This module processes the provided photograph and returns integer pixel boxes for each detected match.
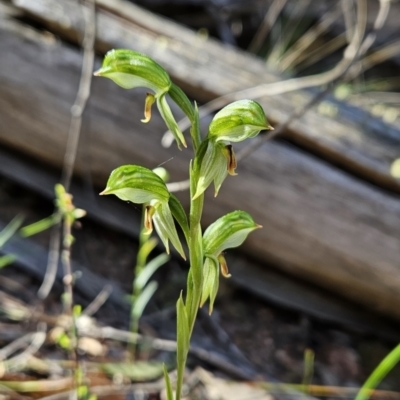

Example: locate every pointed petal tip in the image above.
[99,189,109,196]
[177,139,187,150]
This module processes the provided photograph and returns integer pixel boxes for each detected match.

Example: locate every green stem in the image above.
[175,105,204,400]
[129,205,147,360]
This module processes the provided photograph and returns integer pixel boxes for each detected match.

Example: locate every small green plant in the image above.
[355,343,400,400]
[95,49,272,400]
[21,184,89,399]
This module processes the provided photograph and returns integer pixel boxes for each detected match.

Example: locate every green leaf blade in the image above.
[134,253,169,291]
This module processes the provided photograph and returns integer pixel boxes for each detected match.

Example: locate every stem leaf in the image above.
[134,253,170,291]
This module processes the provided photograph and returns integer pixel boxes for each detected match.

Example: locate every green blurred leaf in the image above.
[73,304,82,317]
[163,364,174,400]
[176,293,189,400]
[101,361,164,381]
[135,253,169,291]
[20,215,58,238]
[137,237,158,267]
[58,332,71,350]
[0,215,24,248]
[355,344,400,400]
[132,281,158,320]
[0,254,15,269]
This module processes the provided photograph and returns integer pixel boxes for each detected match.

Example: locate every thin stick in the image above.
[38,0,96,300]
[61,0,96,192]
[0,322,46,372]
[82,284,113,317]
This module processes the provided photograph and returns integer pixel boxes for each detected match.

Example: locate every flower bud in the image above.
[209,100,273,143]
[94,49,171,93]
[100,165,170,204]
[200,210,261,313]
[203,210,261,257]
[192,100,273,199]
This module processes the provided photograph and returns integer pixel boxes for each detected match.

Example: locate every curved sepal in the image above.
[168,83,195,123]
[209,100,273,143]
[94,49,171,94]
[192,140,228,199]
[157,94,187,149]
[203,210,261,257]
[152,202,186,260]
[168,194,190,244]
[200,257,219,314]
[100,165,170,204]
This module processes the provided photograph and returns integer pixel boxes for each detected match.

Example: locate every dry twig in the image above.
[38,0,96,300]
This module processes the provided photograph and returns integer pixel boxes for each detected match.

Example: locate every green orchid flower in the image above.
[193,100,273,199]
[94,49,189,149]
[100,165,188,259]
[200,210,261,313]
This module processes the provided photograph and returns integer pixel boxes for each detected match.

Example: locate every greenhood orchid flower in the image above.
[94,49,191,149]
[100,165,188,259]
[200,210,261,313]
[193,100,273,199]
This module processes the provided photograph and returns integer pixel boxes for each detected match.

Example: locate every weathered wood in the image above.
[2,15,400,318]
[10,0,400,193]
[2,149,399,338]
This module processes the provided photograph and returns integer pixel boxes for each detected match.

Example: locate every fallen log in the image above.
[2,148,399,339]
[1,8,400,319]
[10,0,400,192]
